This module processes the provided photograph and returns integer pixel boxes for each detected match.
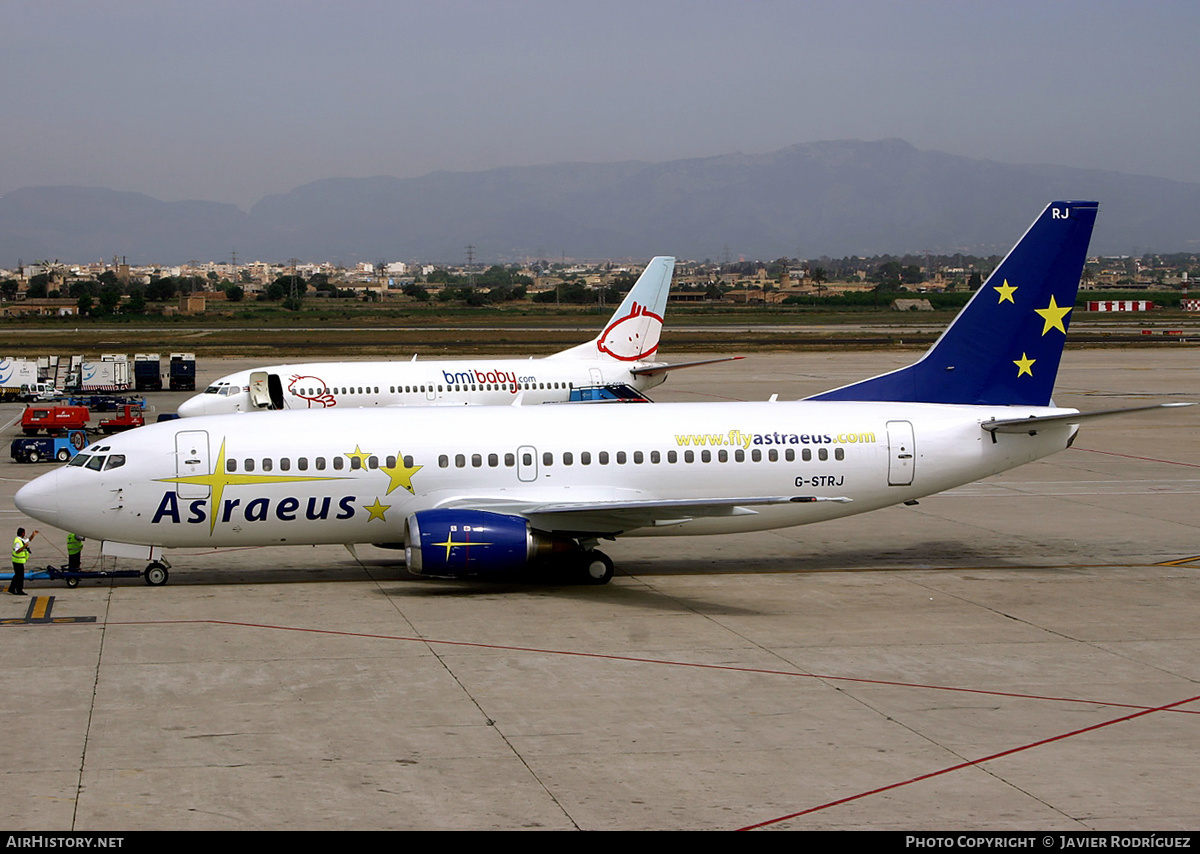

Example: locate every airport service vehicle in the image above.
[40,561,167,588]
[134,354,163,391]
[169,353,196,391]
[98,404,145,434]
[21,405,90,435]
[79,356,131,392]
[10,429,89,463]
[0,358,40,400]
[67,394,145,412]
[16,202,1189,586]
[18,382,64,402]
[177,258,736,416]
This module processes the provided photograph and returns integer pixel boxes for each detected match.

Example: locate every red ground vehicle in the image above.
[98,404,145,434]
[21,405,90,435]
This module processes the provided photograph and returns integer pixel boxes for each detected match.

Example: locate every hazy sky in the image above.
[4,0,1197,210]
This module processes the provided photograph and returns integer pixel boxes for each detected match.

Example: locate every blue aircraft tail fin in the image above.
[809,201,1099,406]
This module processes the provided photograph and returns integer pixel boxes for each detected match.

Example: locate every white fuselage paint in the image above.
[15,400,1077,551]
[177,357,667,416]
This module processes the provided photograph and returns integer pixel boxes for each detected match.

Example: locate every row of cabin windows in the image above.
[225,454,415,473]
[223,447,845,474]
[437,446,845,469]
[292,382,573,396]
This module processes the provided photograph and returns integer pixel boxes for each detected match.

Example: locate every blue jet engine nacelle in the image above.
[406,509,547,577]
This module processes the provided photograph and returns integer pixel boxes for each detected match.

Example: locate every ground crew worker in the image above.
[67,532,85,571]
[10,527,37,596]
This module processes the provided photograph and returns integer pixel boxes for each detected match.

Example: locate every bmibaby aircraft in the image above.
[177,256,733,416]
[15,201,1186,586]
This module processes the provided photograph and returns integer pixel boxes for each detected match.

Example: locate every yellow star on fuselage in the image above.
[345,445,371,469]
[994,279,1017,304]
[1014,353,1036,377]
[157,439,348,533]
[381,453,423,495]
[1035,295,1072,335]
[363,498,390,521]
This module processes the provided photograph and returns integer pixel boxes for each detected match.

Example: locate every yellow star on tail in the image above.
[1014,353,1036,377]
[1035,295,1072,335]
[993,279,1017,304]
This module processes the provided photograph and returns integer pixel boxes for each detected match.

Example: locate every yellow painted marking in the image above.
[1155,555,1200,567]
[1035,295,1072,335]
[1,596,96,626]
[381,452,423,495]
[363,498,391,521]
[157,438,348,533]
[344,444,371,469]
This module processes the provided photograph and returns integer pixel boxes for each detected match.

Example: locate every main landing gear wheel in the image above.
[579,550,614,585]
[144,562,169,586]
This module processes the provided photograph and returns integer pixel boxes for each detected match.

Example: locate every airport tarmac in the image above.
[0,349,1197,831]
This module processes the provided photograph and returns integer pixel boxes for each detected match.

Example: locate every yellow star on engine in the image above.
[1035,295,1072,335]
[363,498,390,521]
[1014,352,1036,377]
[345,445,371,469]
[993,279,1017,304]
[381,453,423,495]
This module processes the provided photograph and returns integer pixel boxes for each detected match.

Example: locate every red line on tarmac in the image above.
[103,618,1199,717]
[1072,446,1200,468]
[735,692,1200,831]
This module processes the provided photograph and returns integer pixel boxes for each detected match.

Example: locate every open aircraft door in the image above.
[249,371,285,409]
[249,371,272,409]
[174,430,210,499]
[886,420,915,486]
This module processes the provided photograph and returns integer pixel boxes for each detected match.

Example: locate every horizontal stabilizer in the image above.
[981,402,1195,436]
[629,356,744,377]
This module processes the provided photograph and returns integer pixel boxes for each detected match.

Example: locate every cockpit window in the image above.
[204,385,221,394]
[68,454,91,468]
[220,387,236,396]
[104,455,126,471]
[85,456,106,471]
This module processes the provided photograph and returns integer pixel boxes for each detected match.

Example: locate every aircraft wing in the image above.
[629,356,744,377]
[434,492,850,535]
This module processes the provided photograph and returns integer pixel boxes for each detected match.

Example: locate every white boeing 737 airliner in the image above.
[15,201,1188,586]
[177,256,736,416]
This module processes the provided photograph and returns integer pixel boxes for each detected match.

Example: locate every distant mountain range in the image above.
[2,139,1198,267]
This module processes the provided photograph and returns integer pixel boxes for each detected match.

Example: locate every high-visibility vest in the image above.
[12,536,29,565]
[67,534,83,556]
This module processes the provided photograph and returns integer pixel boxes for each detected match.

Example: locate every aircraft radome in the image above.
[14,201,1191,586]
[177,256,739,416]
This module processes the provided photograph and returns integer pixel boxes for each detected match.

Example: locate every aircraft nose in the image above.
[15,470,61,528]
[176,394,207,417]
